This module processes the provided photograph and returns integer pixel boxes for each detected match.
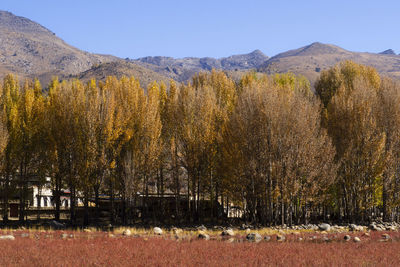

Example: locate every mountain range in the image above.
[259,42,400,84]
[1,10,400,88]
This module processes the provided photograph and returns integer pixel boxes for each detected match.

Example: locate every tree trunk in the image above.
[281,200,285,226]
[2,172,9,223]
[122,189,126,225]
[160,167,164,223]
[84,188,89,226]
[196,170,201,222]
[109,178,114,224]
[215,182,219,220]
[383,174,388,221]
[144,175,149,222]
[94,186,100,225]
[70,186,76,226]
[19,163,25,223]
[303,199,308,225]
[210,169,214,223]
[175,171,180,221]
[187,175,191,222]
[54,173,61,221]
[192,173,197,222]
[37,187,42,221]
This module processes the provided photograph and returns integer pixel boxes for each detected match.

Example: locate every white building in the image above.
[29,177,83,208]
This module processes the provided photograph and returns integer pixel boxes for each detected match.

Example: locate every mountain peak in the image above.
[271,42,348,60]
[249,49,264,56]
[0,10,115,84]
[0,10,52,34]
[379,49,396,55]
[307,42,324,47]
[300,42,345,54]
[219,50,268,70]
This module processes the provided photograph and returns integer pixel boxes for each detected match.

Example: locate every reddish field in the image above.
[0,231,400,266]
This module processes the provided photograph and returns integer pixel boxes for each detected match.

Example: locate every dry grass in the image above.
[0,229,399,266]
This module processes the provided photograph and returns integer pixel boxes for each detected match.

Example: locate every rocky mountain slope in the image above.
[76,61,171,87]
[1,11,400,88]
[379,49,396,55]
[0,10,116,85]
[132,49,269,82]
[0,10,269,86]
[258,42,400,84]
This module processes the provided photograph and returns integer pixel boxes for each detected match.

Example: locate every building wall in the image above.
[32,186,53,207]
[30,186,83,208]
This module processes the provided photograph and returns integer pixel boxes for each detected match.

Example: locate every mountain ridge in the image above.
[131,49,269,82]
[259,42,400,85]
[1,10,400,87]
[379,49,396,55]
[0,10,117,85]
[271,42,350,59]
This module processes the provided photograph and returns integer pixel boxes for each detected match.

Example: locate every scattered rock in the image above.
[369,224,383,231]
[198,232,210,240]
[122,229,132,236]
[221,229,235,237]
[153,227,163,235]
[0,235,15,240]
[264,235,271,241]
[369,223,379,231]
[61,233,68,239]
[245,228,251,234]
[382,233,390,240]
[353,237,361,242]
[241,224,252,230]
[276,234,286,242]
[349,224,363,232]
[197,225,207,231]
[386,226,396,231]
[344,235,351,241]
[246,233,262,242]
[83,228,91,233]
[172,227,182,235]
[319,223,331,231]
[21,233,29,238]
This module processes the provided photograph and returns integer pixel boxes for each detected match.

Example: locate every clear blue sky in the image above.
[1,0,399,58]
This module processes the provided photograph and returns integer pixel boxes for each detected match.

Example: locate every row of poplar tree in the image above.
[0,60,400,226]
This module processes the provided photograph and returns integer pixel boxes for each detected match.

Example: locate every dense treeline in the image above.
[0,61,400,226]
